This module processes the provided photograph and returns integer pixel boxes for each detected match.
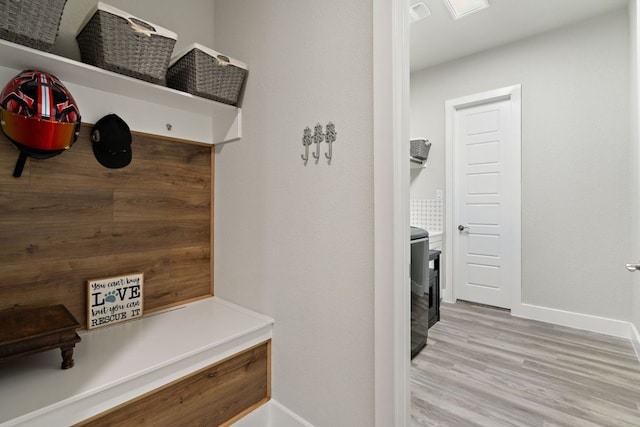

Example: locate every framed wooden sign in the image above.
[87,273,144,330]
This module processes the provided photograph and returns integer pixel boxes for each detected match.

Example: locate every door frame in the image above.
[373,0,410,425]
[444,85,522,312]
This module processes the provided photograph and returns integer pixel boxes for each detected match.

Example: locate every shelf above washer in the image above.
[410,156,426,169]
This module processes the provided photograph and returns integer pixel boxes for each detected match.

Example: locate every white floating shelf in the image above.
[0,39,241,145]
[410,157,426,169]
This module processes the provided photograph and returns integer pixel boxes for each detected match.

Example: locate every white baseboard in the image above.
[230,403,269,427]
[231,400,314,427]
[270,401,314,427]
[513,303,640,364]
[512,302,633,339]
[631,323,640,362]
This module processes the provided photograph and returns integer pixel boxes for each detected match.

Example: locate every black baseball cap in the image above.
[91,114,132,169]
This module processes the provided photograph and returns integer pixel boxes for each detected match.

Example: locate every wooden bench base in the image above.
[75,341,271,426]
[0,305,81,369]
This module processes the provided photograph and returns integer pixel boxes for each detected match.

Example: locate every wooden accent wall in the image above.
[0,125,213,328]
[74,341,271,427]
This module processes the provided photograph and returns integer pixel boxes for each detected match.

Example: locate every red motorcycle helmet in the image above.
[0,70,81,177]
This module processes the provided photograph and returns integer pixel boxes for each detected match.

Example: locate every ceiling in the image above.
[410,0,629,72]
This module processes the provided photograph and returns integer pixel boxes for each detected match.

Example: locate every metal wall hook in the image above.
[301,126,312,162]
[626,262,640,272]
[312,123,324,160]
[325,122,336,160]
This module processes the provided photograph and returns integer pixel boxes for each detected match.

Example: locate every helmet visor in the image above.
[1,108,78,151]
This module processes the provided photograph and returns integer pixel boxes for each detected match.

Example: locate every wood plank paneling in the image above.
[0,220,210,264]
[0,124,213,328]
[0,188,113,224]
[27,129,211,192]
[113,190,210,221]
[75,341,270,427]
[0,143,30,186]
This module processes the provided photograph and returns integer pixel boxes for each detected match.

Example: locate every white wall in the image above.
[213,1,375,426]
[411,9,632,320]
[52,0,216,60]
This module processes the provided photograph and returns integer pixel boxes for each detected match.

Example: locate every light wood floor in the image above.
[411,301,640,427]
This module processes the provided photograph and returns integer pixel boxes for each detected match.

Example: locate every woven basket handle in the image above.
[127,17,157,37]
[215,55,231,67]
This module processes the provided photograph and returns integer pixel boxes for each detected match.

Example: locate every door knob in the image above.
[626,263,640,272]
[458,225,468,232]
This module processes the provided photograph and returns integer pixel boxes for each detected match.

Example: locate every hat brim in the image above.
[92,143,132,169]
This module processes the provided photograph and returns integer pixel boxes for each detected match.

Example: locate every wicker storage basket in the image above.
[410,138,431,161]
[0,0,68,52]
[167,43,248,106]
[76,2,177,85]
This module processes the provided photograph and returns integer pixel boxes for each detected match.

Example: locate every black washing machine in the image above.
[410,226,429,359]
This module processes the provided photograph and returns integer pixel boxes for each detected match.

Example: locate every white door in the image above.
[446,86,521,310]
